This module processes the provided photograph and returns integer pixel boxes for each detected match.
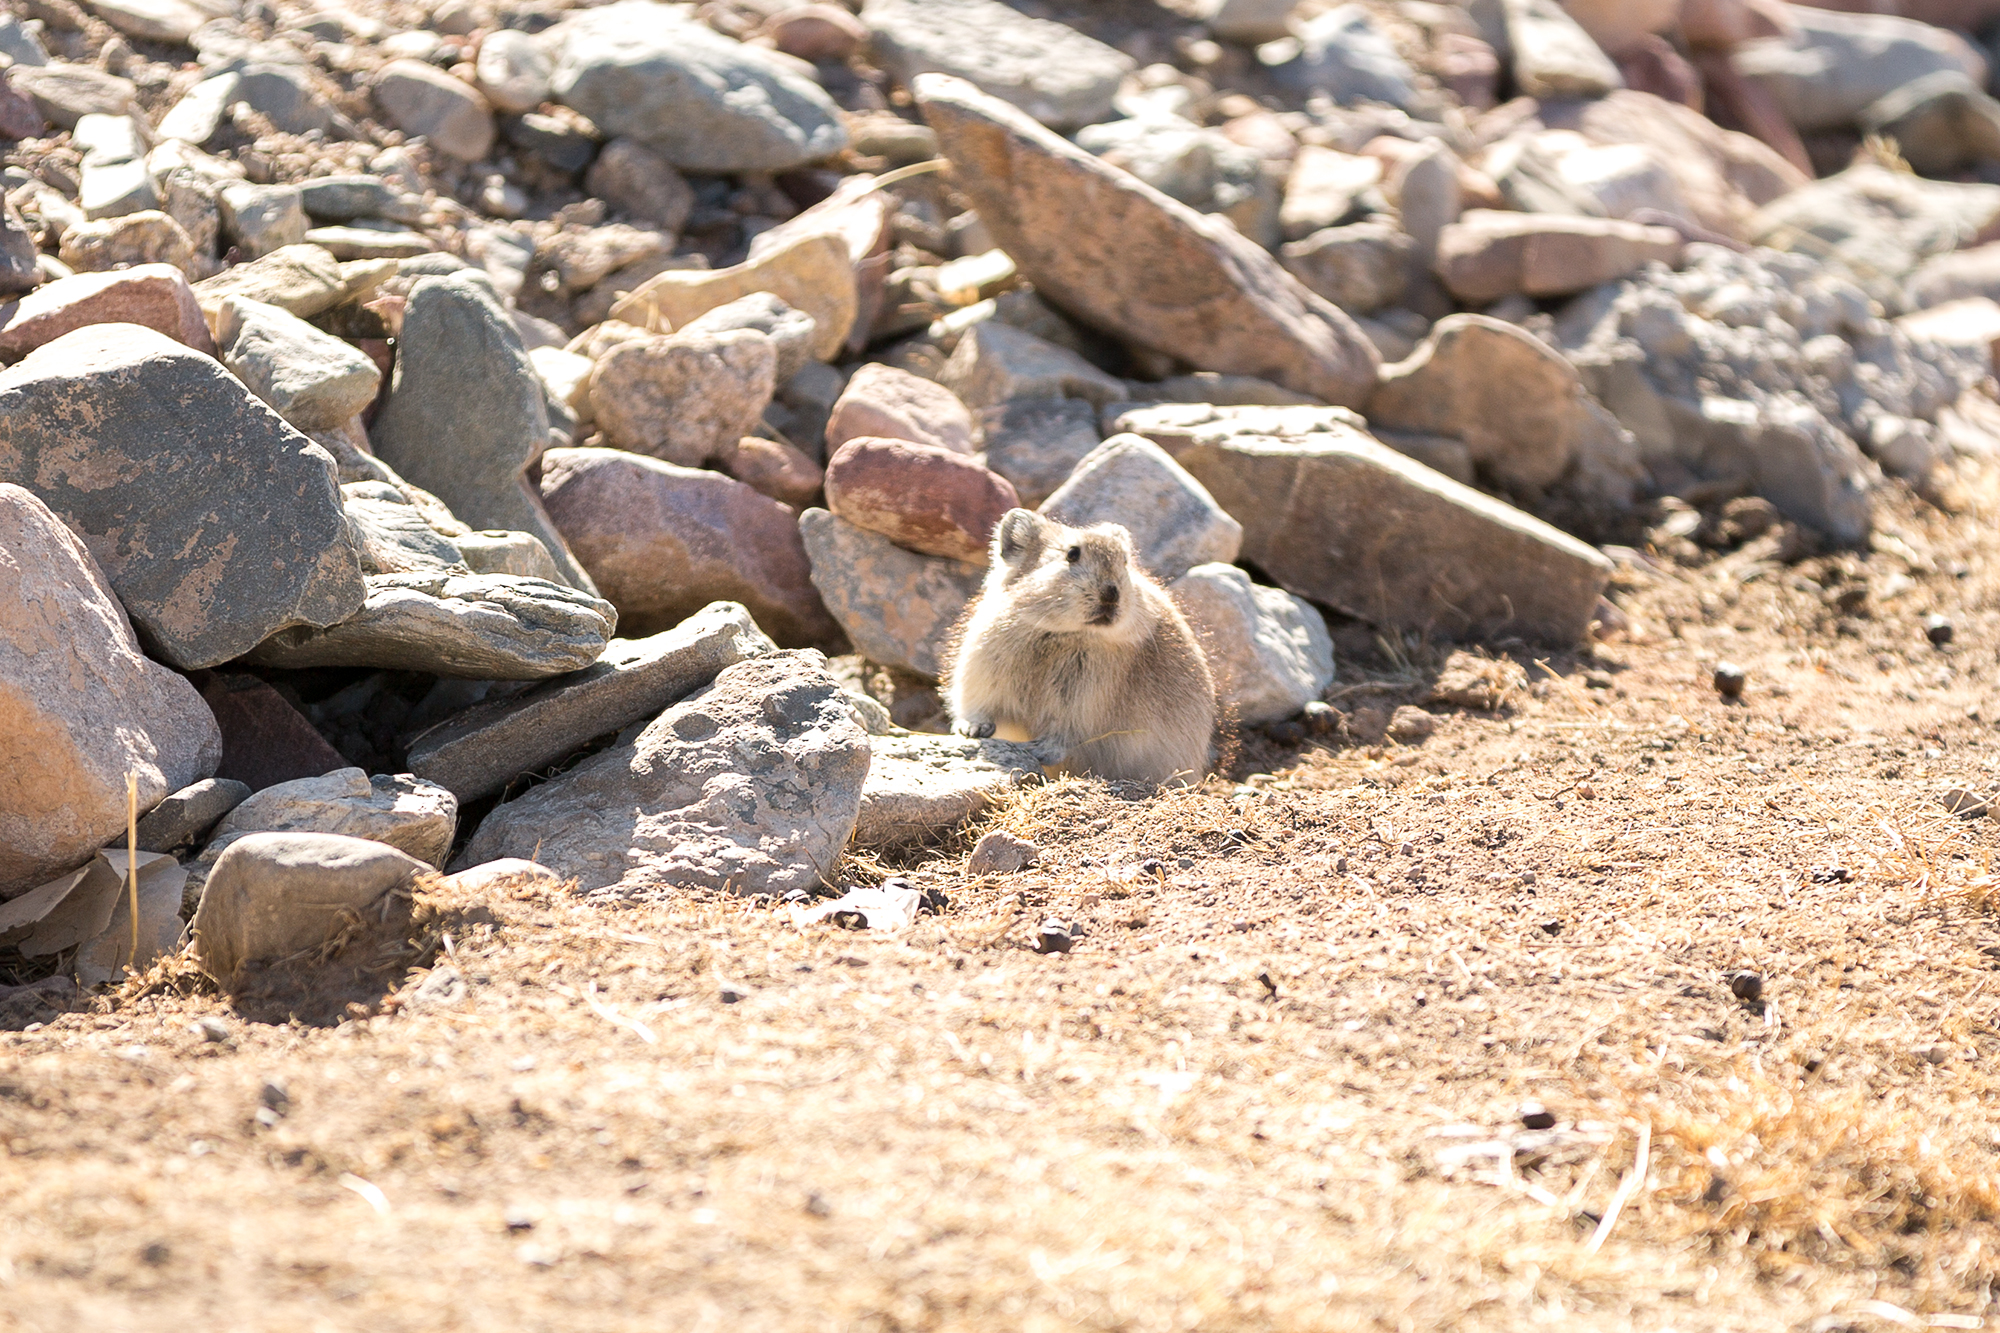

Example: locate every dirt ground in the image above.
[10,472,2000,1332]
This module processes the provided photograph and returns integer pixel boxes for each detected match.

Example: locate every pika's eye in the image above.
[1065,546,1082,564]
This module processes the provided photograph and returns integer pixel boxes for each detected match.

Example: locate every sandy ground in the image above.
[8,475,2000,1332]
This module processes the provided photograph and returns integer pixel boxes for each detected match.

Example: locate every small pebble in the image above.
[781,888,811,906]
[1519,1100,1556,1131]
[504,1206,538,1232]
[1034,918,1075,954]
[1539,919,1563,936]
[1925,613,1954,647]
[1299,700,1339,736]
[192,1016,230,1042]
[1713,662,1746,699]
[1728,970,1763,1003]
[720,982,749,1003]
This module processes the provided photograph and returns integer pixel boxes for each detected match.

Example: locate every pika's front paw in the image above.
[952,717,997,739]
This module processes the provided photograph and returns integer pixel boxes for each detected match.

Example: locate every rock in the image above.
[190,831,428,983]
[437,857,564,895]
[680,292,817,385]
[1860,71,2000,179]
[369,272,594,592]
[853,731,1044,849]
[1502,0,1623,99]
[0,73,49,142]
[864,0,1132,132]
[1073,114,1269,237]
[302,226,434,261]
[0,324,363,669]
[549,2,847,172]
[0,265,214,361]
[344,483,473,575]
[1688,396,1876,543]
[966,827,1039,874]
[408,602,776,802]
[56,211,193,274]
[0,14,50,66]
[720,434,825,508]
[1435,211,1683,304]
[218,183,308,259]
[824,436,1018,563]
[1910,243,2000,310]
[297,177,418,225]
[540,447,838,645]
[1370,314,1638,502]
[589,328,778,467]
[196,672,350,792]
[133,778,252,853]
[980,396,1102,508]
[373,59,496,162]
[189,244,361,320]
[216,296,380,432]
[157,73,240,146]
[0,205,37,298]
[540,223,673,294]
[1897,299,2000,374]
[1171,563,1333,726]
[1279,147,1381,243]
[1750,165,2000,305]
[799,507,982,677]
[245,571,618,679]
[1386,705,1436,743]
[584,139,695,234]
[1560,0,1679,57]
[917,75,1380,408]
[1733,6,1984,135]
[763,4,867,62]
[1280,221,1412,316]
[456,652,870,897]
[66,849,188,986]
[1202,0,1297,44]
[0,484,221,897]
[195,768,455,873]
[827,361,978,456]
[475,29,553,115]
[1150,422,1614,643]
[1266,5,1418,110]
[938,319,1126,412]
[8,64,136,130]
[1040,434,1242,582]
[610,232,854,363]
[231,64,339,138]
[1426,650,1527,710]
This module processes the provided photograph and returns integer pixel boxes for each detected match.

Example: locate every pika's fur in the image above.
[944,509,1215,786]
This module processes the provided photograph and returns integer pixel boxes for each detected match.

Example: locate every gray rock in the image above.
[195,767,456,871]
[1073,113,1268,232]
[0,204,38,297]
[456,651,870,897]
[865,0,1133,131]
[1861,71,2000,179]
[369,271,595,592]
[134,778,253,853]
[1910,243,2000,310]
[217,295,381,431]
[939,319,1125,412]
[589,327,778,467]
[407,602,777,802]
[79,159,158,222]
[1280,220,1413,316]
[0,324,364,670]
[475,28,554,115]
[245,571,617,679]
[1147,422,1614,644]
[1040,434,1243,582]
[549,3,847,172]
[0,484,222,897]
[1170,563,1332,726]
[1733,5,1984,135]
[190,831,428,983]
[455,529,566,581]
[979,396,1102,508]
[8,64,136,129]
[1265,5,1418,109]
[219,182,309,259]
[799,507,982,678]
[853,731,1044,849]
[342,483,472,575]
[298,176,420,224]
[540,447,838,645]
[1678,395,1875,545]
[233,64,339,137]
[372,59,495,162]
[584,139,696,234]
[1500,0,1622,100]
[1750,165,2000,306]
[58,211,193,273]
[680,292,817,385]
[0,14,50,66]
[917,75,1380,408]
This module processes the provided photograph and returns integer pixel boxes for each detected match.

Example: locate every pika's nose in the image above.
[1100,584,1119,603]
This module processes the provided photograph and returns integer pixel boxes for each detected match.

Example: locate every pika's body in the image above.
[945,509,1215,786]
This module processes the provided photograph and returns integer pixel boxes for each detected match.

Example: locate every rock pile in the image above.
[5,0,2000,983]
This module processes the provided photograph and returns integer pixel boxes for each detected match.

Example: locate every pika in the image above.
[944,509,1215,786]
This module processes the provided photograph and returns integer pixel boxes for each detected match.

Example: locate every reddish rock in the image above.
[1692,48,1815,179]
[539,446,840,645]
[825,361,978,456]
[196,673,350,793]
[824,435,1018,564]
[0,266,217,362]
[721,434,825,509]
[0,72,48,141]
[762,4,867,62]
[1616,35,1702,111]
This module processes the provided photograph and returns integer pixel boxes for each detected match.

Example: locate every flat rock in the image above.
[0,483,221,897]
[549,2,847,172]
[540,447,838,646]
[407,601,777,802]
[864,0,1132,131]
[1171,563,1333,726]
[373,59,495,162]
[190,243,359,320]
[824,436,1018,563]
[456,652,870,897]
[0,264,214,361]
[589,328,777,467]
[8,64,136,129]
[917,75,1379,408]
[195,768,456,874]
[1435,210,1683,304]
[853,731,1044,849]
[610,231,854,363]
[1153,423,1614,644]
[191,831,428,983]
[827,361,978,455]
[217,295,380,431]
[0,324,363,669]
[343,484,472,575]
[1040,434,1243,582]
[369,271,595,591]
[1280,220,1412,316]
[799,507,982,678]
[245,571,617,679]
[1502,0,1623,99]
[939,319,1126,412]
[133,778,252,853]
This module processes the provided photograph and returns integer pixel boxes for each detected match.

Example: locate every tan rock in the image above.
[589,328,777,467]
[1434,210,1683,303]
[611,231,855,361]
[826,361,978,455]
[1558,0,1679,58]
[56,210,195,275]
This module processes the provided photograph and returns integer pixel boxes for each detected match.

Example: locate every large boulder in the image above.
[0,484,221,897]
[0,324,363,669]
[915,75,1379,408]
[457,652,870,897]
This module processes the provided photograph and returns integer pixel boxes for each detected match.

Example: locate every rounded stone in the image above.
[823,435,1019,564]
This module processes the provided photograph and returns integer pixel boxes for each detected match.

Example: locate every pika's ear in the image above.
[993,509,1047,567]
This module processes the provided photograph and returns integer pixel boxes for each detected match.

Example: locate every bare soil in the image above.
[10,475,2000,1332]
